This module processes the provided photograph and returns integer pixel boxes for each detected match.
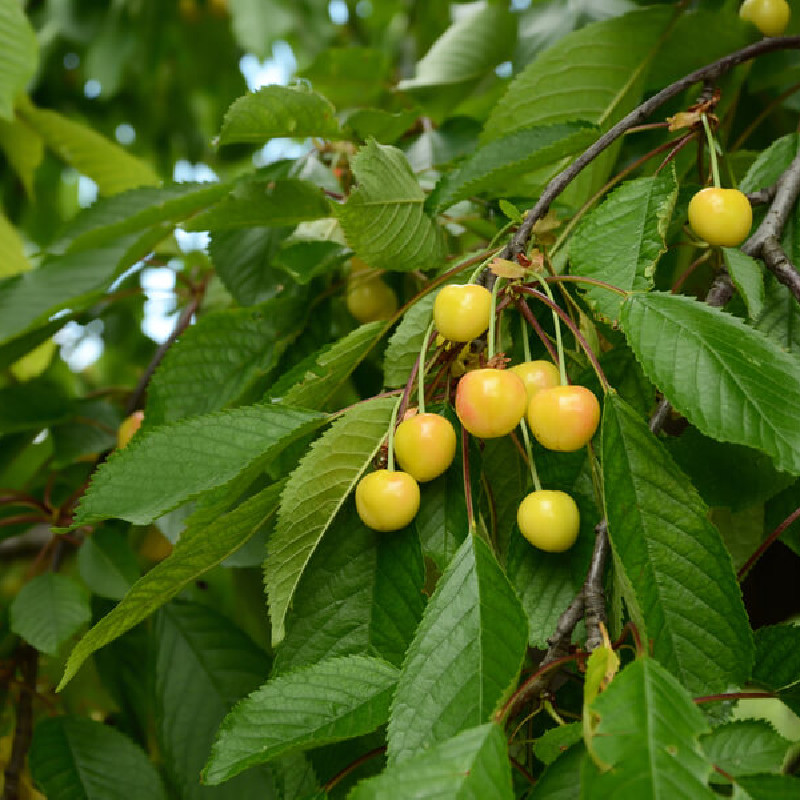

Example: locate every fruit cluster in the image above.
[355,283,601,554]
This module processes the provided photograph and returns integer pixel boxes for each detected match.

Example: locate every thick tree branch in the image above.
[501,35,800,261]
[583,520,610,652]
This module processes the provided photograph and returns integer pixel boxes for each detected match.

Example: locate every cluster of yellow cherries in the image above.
[354,283,601,553]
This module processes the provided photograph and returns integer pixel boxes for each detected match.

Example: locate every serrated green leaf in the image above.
[146,295,307,425]
[19,104,159,195]
[266,396,395,645]
[0,208,30,276]
[59,482,283,690]
[622,292,800,475]
[0,0,37,121]
[350,724,514,800]
[387,534,528,764]
[10,574,91,656]
[701,721,790,778]
[530,743,584,800]
[0,231,148,346]
[570,173,677,321]
[57,182,229,253]
[209,226,290,307]
[0,114,42,198]
[582,658,715,799]
[483,8,670,201]
[204,655,399,785]
[30,716,167,799]
[534,723,583,767]
[383,293,435,388]
[751,624,800,692]
[337,140,445,272]
[183,179,330,231]
[281,321,385,410]
[399,4,516,90]
[432,123,597,212]
[723,248,765,320]
[155,602,276,800]
[602,394,754,695]
[298,48,389,109]
[274,505,425,674]
[77,529,140,601]
[220,85,342,145]
[73,405,324,527]
[0,377,73,434]
[740,134,799,195]
[755,276,800,370]
[737,774,800,799]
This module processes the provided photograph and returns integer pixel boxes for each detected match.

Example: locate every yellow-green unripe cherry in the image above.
[517,490,580,553]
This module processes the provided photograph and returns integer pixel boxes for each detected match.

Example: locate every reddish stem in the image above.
[694,691,775,704]
[323,746,387,792]
[672,252,712,294]
[513,297,561,365]
[738,505,800,580]
[462,426,475,534]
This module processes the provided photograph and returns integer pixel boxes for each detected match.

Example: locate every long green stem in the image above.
[468,252,499,285]
[518,418,542,492]
[701,113,721,188]
[520,311,531,362]
[488,277,503,359]
[417,321,435,414]
[531,274,567,386]
[386,393,404,472]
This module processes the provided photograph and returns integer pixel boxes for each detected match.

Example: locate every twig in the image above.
[583,520,610,652]
[2,645,38,800]
[501,35,800,261]
[738,505,800,581]
[755,235,800,303]
[323,746,387,792]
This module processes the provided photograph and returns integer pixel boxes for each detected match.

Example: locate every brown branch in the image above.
[756,235,800,304]
[583,520,610,652]
[2,645,38,800]
[501,36,800,261]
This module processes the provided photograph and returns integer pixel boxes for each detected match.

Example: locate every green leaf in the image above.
[601,394,754,695]
[274,506,425,674]
[183,179,331,231]
[57,182,229,253]
[736,775,800,800]
[0,232,148,346]
[0,0,37,121]
[59,482,283,690]
[723,248,765,320]
[0,377,73,434]
[483,8,670,200]
[281,321,384,411]
[146,295,307,425]
[266,396,395,645]
[274,239,350,284]
[570,173,677,322]
[337,140,445,272]
[701,721,790,778]
[740,134,799,195]
[530,743,584,800]
[155,602,276,800]
[387,535,528,764]
[350,724,514,800]
[0,208,30,276]
[533,723,583,767]
[432,123,597,212]
[19,104,159,195]
[582,658,715,799]
[10,574,91,656]
[621,291,800,475]
[298,48,390,109]
[399,4,516,89]
[77,529,140,601]
[0,114,42,198]
[72,404,324,527]
[755,276,800,370]
[30,716,166,799]
[219,85,342,145]
[751,624,800,691]
[343,108,419,144]
[204,655,399,785]
[383,293,435,388]
[228,0,292,58]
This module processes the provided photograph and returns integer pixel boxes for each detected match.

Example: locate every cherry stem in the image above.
[488,277,503,359]
[462,426,475,535]
[531,274,567,385]
[738,504,800,581]
[468,251,498,285]
[694,691,776,705]
[520,312,532,362]
[386,394,404,472]
[518,419,542,492]
[517,287,611,392]
[543,275,628,297]
[672,251,712,294]
[701,113,722,189]
[513,298,561,365]
[417,321,436,415]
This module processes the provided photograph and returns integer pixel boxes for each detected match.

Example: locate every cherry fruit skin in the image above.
[394,413,457,482]
[117,410,144,449]
[740,0,790,36]
[346,272,398,323]
[455,369,528,438]
[687,187,752,247]
[527,385,600,452]
[510,360,561,403]
[433,285,493,342]
[355,470,420,532]
[517,490,580,553]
